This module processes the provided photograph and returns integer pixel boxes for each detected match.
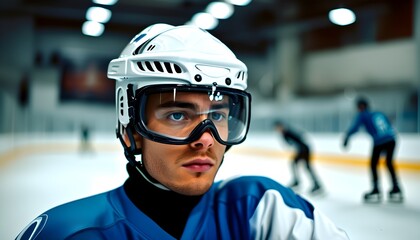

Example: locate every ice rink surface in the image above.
[1,133,419,239]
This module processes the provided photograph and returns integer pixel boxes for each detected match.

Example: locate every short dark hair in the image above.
[356,97,369,109]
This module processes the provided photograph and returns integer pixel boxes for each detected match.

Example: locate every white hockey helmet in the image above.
[107,23,250,146]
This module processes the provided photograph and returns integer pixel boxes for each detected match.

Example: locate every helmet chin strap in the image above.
[117,125,170,191]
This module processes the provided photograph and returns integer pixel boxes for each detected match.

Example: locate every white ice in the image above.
[1,132,419,240]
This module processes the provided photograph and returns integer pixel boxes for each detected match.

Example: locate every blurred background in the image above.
[1,1,420,239]
[0,0,419,134]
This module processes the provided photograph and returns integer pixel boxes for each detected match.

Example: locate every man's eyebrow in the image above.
[157,101,229,110]
[210,103,229,110]
[157,101,196,109]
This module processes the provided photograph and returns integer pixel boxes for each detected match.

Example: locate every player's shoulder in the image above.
[215,176,313,216]
[16,187,124,240]
[219,175,281,187]
[216,175,291,200]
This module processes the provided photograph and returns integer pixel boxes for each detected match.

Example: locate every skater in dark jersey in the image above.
[274,121,323,194]
[343,97,403,203]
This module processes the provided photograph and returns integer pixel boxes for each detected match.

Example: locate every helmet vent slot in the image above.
[173,64,182,73]
[145,61,154,71]
[136,61,183,74]
[137,62,145,71]
[164,62,173,73]
[237,71,246,80]
[154,61,164,72]
[147,45,156,51]
[118,91,124,116]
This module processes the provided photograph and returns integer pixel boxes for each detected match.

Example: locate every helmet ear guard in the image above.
[116,82,138,132]
[116,83,143,157]
[116,85,130,128]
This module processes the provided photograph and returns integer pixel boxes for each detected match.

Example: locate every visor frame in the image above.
[131,84,251,145]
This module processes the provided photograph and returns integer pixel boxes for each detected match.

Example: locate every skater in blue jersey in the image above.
[16,24,349,240]
[343,97,403,203]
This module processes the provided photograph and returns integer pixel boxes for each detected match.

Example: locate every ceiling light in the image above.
[82,21,105,37]
[86,6,112,23]
[206,2,234,19]
[329,8,356,26]
[225,0,252,6]
[92,0,118,5]
[191,12,219,30]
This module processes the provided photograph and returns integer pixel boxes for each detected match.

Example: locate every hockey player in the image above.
[16,24,349,239]
[343,97,403,203]
[274,121,322,194]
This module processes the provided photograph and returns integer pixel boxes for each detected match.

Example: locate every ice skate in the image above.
[363,189,382,203]
[309,184,323,196]
[388,187,403,203]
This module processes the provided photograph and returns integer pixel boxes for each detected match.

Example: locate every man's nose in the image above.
[190,130,214,149]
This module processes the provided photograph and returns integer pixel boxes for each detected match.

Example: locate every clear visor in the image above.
[134,85,251,145]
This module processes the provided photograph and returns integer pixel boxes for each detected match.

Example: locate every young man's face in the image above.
[138,91,228,196]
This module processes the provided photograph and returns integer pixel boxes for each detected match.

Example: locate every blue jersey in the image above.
[16,176,348,239]
[346,110,396,146]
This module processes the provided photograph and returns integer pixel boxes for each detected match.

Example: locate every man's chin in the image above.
[174,181,213,196]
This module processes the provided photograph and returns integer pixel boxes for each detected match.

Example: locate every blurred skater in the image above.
[80,124,92,153]
[274,121,323,194]
[343,97,403,203]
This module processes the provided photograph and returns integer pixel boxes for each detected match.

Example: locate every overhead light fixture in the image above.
[225,0,252,6]
[82,21,105,37]
[329,8,356,26]
[191,12,219,30]
[206,2,234,19]
[92,0,118,5]
[86,6,112,23]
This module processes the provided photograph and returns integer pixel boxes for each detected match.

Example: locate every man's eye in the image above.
[210,112,225,121]
[169,112,185,121]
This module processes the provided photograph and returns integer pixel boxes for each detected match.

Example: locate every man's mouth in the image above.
[182,159,214,172]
